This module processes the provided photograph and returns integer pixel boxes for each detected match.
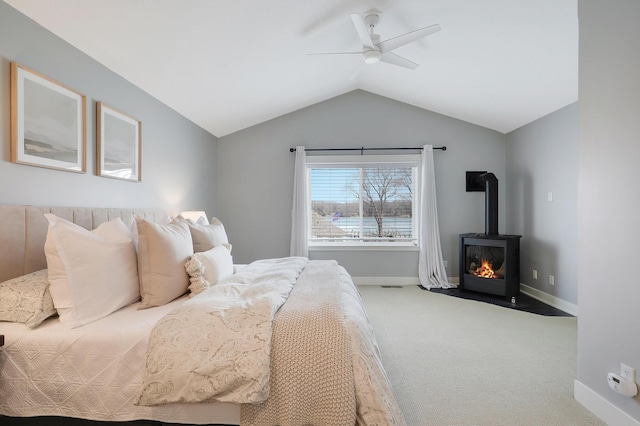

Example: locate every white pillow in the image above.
[179,217,229,253]
[44,214,140,328]
[135,217,193,308]
[185,245,233,296]
[177,213,209,226]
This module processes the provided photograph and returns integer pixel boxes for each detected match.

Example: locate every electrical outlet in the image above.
[532,270,538,280]
[443,260,448,269]
[621,363,636,382]
[549,275,555,286]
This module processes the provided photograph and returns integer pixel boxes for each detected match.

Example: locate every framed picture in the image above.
[10,62,86,172]
[97,102,142,182]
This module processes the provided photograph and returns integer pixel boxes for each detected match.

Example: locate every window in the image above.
[307,155,420,247]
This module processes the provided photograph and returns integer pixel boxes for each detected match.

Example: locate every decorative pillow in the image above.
[44,214,140,328]
[177,213,209,226]
[179,216,229,253]
[195,215,209,225]
[135,217,193,308]
[185,245,233,296]
[0,270,56,328]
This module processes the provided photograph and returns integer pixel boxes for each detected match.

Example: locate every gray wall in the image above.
[0,2,218,215]
[505,103,579,304]
[218,90,506,278]
[577,0,640,421]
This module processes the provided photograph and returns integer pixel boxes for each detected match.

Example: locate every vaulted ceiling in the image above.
[4,0,578,137]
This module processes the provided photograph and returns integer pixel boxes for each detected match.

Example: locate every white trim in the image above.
[359,277,577,314]
[353,276,420,286]
[574,380,640,426]
[353,276,459,286]
[520,283,578,316]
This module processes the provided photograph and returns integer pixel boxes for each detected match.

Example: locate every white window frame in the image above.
[307,154,421,250]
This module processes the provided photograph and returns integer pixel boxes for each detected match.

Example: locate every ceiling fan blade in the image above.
[380,52,419,70]
[378,24,441,53]
[350,13,375,49]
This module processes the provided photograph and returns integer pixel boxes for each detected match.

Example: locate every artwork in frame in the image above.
[10,62,86,172]
[97,102,142,182]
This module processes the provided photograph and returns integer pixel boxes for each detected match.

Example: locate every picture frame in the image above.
[97,102,142,182]
[10,62,86,173]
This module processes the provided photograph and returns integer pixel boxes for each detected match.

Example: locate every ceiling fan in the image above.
[310,10,441,70]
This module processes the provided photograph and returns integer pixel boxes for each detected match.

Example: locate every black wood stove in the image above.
[459,173,521,301]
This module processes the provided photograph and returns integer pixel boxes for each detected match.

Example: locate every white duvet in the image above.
[136,256,308,406]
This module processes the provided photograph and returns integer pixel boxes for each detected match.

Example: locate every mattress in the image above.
[0,295,240,424]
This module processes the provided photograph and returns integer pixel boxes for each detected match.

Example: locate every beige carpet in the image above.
[358,285,604,426]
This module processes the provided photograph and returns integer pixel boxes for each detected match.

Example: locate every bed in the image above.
[0,205,405,425]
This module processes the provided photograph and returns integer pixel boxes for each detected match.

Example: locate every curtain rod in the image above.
[289,146,446,154]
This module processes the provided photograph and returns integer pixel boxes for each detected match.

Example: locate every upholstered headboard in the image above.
[0,205,169,283]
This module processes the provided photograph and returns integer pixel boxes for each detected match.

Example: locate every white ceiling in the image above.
[5,0,578,137]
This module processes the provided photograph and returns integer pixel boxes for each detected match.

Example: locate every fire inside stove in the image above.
[466,245,505,280]
[470,259,504,279]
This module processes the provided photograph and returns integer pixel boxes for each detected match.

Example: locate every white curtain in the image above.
[418,145,453,289]
[290,146,308,257]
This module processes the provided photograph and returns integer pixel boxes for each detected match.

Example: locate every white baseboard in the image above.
[574,380,640,426]
[519,283,578,316]
[352,276,458,286]
[352,278,577,315]
[352,277,420,286]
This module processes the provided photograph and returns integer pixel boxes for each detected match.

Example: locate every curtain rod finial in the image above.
[290,148,296,152]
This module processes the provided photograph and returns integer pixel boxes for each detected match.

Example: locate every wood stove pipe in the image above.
[483,173,498,235]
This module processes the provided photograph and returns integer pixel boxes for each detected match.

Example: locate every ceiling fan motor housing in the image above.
[363,49,381,64]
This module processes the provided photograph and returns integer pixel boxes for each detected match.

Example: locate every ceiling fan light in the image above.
[363,50,381,64]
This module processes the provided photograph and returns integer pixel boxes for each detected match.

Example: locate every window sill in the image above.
[309,244,420,252]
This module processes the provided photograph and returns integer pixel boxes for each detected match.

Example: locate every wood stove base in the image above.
[461,274,519,300]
